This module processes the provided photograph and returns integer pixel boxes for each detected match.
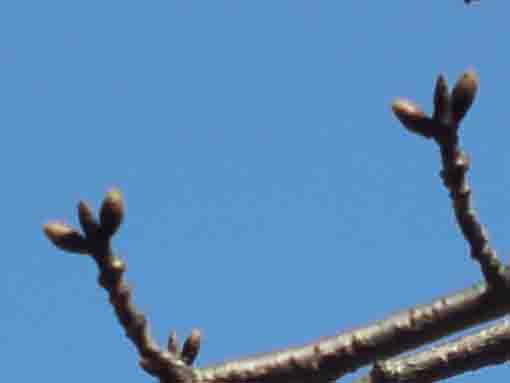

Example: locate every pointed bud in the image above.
[451,70,478,125]
[392,99,434,138]
[44,222,89,254]
[167,330,180,355]
[433,74,450,124]
[99,188,124,238]
[78,201,100,239]
[181,328,201,365]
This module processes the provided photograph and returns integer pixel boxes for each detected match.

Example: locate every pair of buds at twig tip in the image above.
[44,222,89,254]
[167,329,201,365]
[77,188,124,241]
[392,70,478,138]
[45,188,124,254]
[434,70,478,125]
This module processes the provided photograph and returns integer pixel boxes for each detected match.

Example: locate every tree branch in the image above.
[45,192,510,383]
[393,70,508,288]
[44,70,510,383]
[44,191,197,383]
[354,318,510,383]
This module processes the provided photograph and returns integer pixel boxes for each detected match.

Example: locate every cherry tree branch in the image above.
[45,208,510,383]
[393,70,509,288]
[44,191,198,383]
[44,70,510,383]
[354,318,510,383]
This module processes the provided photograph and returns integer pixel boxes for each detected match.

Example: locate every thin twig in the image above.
[45,191,197,383]
[393,70,509,288]
[45,192,510,383]
[44,71,510,383]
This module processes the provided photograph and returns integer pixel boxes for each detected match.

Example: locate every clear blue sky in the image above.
[2,2,510,382]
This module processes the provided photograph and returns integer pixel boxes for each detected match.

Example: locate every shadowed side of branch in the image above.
[355,319,510,383]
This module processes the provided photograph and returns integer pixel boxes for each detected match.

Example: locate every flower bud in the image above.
[167,330,180,355]
[392,99,433,138]
[433,74,450,124]
[181,328,201,365]
[451,70,478,124]
[43,222,89,254]
[99,188,124,238]
[78,200,100,239]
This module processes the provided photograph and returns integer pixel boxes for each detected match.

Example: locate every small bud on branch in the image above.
[392,99,434,138]
[99,188,124,238]
[451,70,479,125]
[43,222,89,254]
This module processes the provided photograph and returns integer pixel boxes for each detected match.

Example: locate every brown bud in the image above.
[167,330,180,355]
[392,99,434,138]
[181,328,201,365]
[99,188,124,238]
[433,74,450,124]
[78,200,100,239]
[43,222,89,254]
[451,70,478,124]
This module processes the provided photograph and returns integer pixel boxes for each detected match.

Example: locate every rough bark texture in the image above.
[45,3,510,383]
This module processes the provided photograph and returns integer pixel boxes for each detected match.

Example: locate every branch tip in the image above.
[451,70,479,125]
[78,200,100,239]
[168,331,180,355]
[392,99,434,138]
[99,188,124,238]
[43,222,89,254]
[181,329,201,365]
[433,73,450,124]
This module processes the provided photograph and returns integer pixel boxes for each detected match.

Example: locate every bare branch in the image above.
[45,190,510,383]
[45,70,510,383]
[194,283,510,383]
[393,70,508,288]
[354,318,510,383]
[44,190,197,383]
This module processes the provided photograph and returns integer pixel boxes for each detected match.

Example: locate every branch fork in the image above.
[44,189,200,383]
[44,69,510,383]
[392,69,509,288]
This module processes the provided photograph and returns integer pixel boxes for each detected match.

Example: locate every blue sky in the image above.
[2,1,510,382]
